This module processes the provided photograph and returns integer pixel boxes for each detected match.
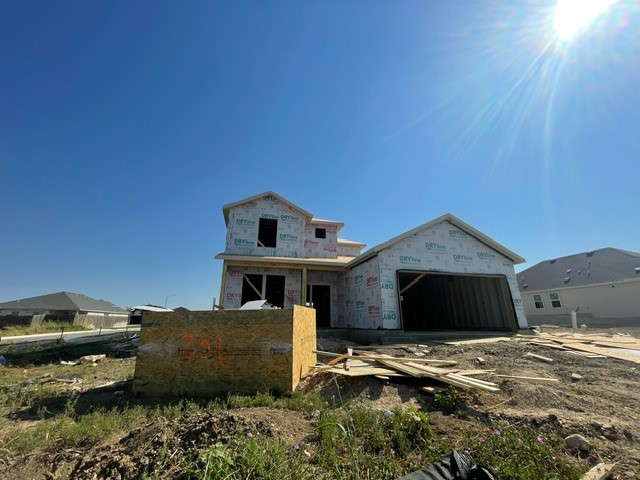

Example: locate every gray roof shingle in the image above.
[0,291,127,314]
[516,248,640,292]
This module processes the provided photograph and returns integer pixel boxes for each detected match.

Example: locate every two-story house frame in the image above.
[215,192,365,327]
[216,191,528,331]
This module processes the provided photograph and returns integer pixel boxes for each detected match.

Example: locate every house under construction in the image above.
[215,192,527,331]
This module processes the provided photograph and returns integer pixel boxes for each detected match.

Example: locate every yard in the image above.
[0,329,638,479]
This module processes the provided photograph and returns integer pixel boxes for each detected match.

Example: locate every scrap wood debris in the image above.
[310,330,640,394]
[313,349,503,393]
[516,332,640,364]
[442,331,640,364]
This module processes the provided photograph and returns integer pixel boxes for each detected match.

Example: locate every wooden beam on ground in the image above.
[375,358,500,392]
[580,463,616,480]
[562,343,640,364]
[325,366,402,377]
[496,375,559,385]
[420,385,447,394]
[353,351,458,366]
[442,337,512,345]
[524,352,554,363]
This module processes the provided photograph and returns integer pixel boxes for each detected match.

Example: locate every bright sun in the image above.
[553,0,615,40]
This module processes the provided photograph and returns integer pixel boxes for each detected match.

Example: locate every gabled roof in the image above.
[348,213,525,268]
[222,191,313,225]
[516,247,640,292]
[133,305,174,313]
[0,292,128,314]
[310,217,344,231]
[337,237,366,247]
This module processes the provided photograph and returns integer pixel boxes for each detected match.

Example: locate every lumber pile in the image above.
[517,332,640,364]
[312,349,501,393]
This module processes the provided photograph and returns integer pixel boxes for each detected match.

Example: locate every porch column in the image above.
[301,266,308,305]
[219,261,227,309]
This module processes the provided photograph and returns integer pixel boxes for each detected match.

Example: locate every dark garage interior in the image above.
[397,270,518,331]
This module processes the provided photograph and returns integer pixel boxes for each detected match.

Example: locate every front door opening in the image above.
[307,284,331,328]
[397,270,517,331]
[265,275,285,308]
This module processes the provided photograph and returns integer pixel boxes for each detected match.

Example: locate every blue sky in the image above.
[2,1,639,310]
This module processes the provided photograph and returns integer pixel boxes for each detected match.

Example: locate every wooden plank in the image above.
[442,337,512,345]
[397,361,501,392]
[592,340,640,350]
[580,463,616,480]
[496,375,559,384]
[326,366,402,377]
[352,351,458,366]
[524,352,554,363]
[349,343,424,350]
[457,369,496,376]
[562,343,640,364]
[419,385,447,394]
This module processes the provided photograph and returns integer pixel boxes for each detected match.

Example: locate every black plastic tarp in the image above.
[395,451,496,480]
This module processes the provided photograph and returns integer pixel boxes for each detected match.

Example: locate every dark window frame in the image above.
[315,227,326,239]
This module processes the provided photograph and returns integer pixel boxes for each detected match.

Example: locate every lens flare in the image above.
[553,0,615,40]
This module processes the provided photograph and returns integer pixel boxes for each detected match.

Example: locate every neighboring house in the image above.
[0,291,129,329]
[516,248,640,327]
[129,305,174,324]
[216,191,527,331]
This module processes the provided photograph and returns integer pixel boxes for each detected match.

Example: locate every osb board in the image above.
[133,307,317,397]
[291,305,317,391]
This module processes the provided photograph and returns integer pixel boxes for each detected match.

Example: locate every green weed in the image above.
[434,389,461,414]
[465,421,588,480]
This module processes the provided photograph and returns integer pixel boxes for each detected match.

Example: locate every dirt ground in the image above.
[1,329,639,479]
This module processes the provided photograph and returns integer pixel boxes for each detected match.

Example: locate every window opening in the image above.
[258,218,278,248]
[315,228,326,239]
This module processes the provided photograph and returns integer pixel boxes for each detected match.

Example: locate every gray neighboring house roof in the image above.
[517,248,640,292]
[0,292,128,314]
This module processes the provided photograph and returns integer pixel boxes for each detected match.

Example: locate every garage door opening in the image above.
[397,270,518,331]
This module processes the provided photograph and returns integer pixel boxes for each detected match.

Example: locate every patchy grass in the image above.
[0,321,90,337]
[0,358,591,479]
[226,390,327,413]
[465,421,587,480]
[2,403,149,454]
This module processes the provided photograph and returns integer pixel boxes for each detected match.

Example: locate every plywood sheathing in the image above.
[133,306,317,397]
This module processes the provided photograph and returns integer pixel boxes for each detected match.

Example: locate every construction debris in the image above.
[313,349,501,393]
[517,332,640,364]
[579,463,616,480]
[524,352,554,363]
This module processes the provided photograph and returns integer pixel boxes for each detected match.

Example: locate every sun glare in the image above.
[553,0,615,40]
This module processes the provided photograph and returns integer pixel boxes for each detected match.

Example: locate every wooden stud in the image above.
[524,352,554,363]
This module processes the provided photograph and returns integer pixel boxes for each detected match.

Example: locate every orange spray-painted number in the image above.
[199,338,212,358]
[217,337,223,364]
[179,332,195,357]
